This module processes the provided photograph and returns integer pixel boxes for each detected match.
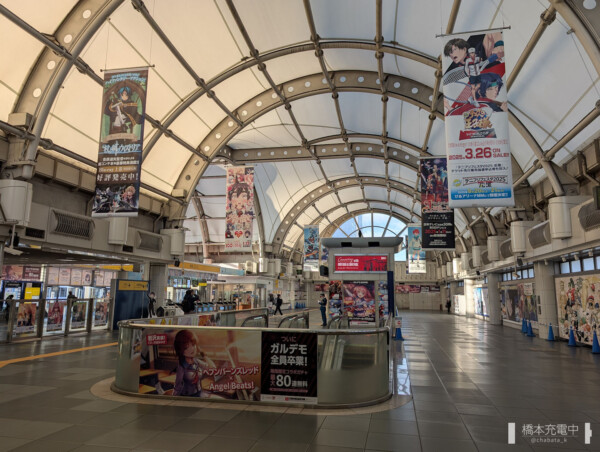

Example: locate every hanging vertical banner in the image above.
[420,157,455,249]
[407,224,426,273]
[441,31,513,207]
[303,225,320,271]
[93,67,148,217]
[225,167,255,251]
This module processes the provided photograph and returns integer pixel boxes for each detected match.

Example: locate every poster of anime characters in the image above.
[94,301,109,327]
[82,269,93,286]
[303,225,320,272]
[327,280,343,319]
[139,328,261,400]
[377,281,389,320]
[15,302,36,334]
[342,281,375,325]
[407,225,426,273]
[2,265,23,281]
[46,302,65,332]
[555,275,600,345]
[500,284,538,324]
[225,166,255,252]
[70,302,87,329]
[441,31,513,208]
[420,157,455,250]
[321,244,328,265]
[474,287,488,317]
[93,68,148,217]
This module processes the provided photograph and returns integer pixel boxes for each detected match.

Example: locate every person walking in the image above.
[147,291,157,318]
[446,298,451,314]
[319,293,328,326]
[274,294,283,315]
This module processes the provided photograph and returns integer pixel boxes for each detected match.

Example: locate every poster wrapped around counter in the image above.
[555,275,600,345]
[441,31,514,207]
[225,167,255,252]
[303,225,320,272]
[93,67,148,217]
[407,225,426,273]
[328,280,343,319]
[342,281,375,325]
[377,281,389,320]
[420,157,455,249]
[501,283,538,324]
[139,328,261,399]
[47,302,65,331]
[261,331,317,404]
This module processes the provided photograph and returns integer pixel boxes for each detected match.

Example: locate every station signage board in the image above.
[334,255,387,273]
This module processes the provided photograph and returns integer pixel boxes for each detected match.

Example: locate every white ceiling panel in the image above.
[0,87,16,123]
[183,218,203,243]
[338,92,382,136]
[319,159,355,179]
[311,0,376,40]
[202,198,226,219]
[142,137,192,191]
[206,218,225,244]
[338,187,363,204]
[260,51,323,86]
[288,94,342,140]
[354,157,385,176]
[363,186,388,201]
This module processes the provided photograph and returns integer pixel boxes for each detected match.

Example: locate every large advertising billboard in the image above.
[420,157,455,249]
[441,31,513,207]
[342,281,375,326]
[555,275,597,345]
[334,255,387,273]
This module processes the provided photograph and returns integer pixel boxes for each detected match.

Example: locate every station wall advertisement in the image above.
[334,255,387,273]
[342,281,375,325]
[555,274,600,345]
[138,328,318,404]
[420,157,455,249]
[1,266,41,281]
[454,294,466,316]
[501,283,538,324]
[441,31,514,207]
[474,287,488,317]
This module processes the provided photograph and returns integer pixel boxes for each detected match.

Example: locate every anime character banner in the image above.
[93,67,148,217]
[225,167,255,252]
[501,284,538,323]
[420,157,455,249]
[328,280,343,319]
[342,281,375,325]
[303,225,320,272]
[377,281,389,320]
[555,275,600,345]
[15,302,36,334]
[441,31,513,208]
[139,328,261,400]
[407,225,426,273]
[70,302,87,329]
[47,302,65,332]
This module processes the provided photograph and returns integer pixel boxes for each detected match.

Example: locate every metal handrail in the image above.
[240,314,268,328]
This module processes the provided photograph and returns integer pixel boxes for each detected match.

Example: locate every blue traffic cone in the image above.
[527,321,535,337]
[394,326,405,341]
[521,319,527,333]
[592,330,600,354]
[568,327,577,347]
[547,323,555,341]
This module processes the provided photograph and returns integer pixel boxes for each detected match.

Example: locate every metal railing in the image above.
[277,310,309,329]
[0,297,110,343]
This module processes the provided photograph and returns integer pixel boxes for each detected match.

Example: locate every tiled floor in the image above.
[1,311,599,451]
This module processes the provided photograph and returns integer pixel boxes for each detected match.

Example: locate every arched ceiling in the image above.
[2,0,600,257]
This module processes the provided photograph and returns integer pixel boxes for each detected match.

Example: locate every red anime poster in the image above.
[342,281,375,326]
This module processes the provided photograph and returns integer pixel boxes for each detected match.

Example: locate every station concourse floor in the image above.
[0,312,599,452]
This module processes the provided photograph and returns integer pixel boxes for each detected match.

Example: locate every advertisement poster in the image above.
[441,31,513,207]
[328,280,343,318]
[421,157,455,249]
[15,302,36,334]
[261,331,317,404]
[454,294,466,315]
[555,275,600,345]
[321,245,328,264]
[407,225,426,273]
[342,281,375,325]
[93,67,148,217]
[501,284,538,324]
[22,267,41,281]
[47,267,59,285]
[70,269,83,286]
[395,285,422,294]
[2,265,23,281]
[334,255,387,272]
[474,287,488,317]
[377,281,389,320]
[314,283,329,292]
[58,268,71,285]
[303,225,320,271]
[225,166,255,252]
[139,328,261,399]
[82,269,93,286]
[70,302,87,329]
[47,302,65,331]
[94,301,109,326]
[95,272,105,287]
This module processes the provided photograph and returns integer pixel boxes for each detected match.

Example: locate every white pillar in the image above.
[534,261,558,339]
[465,278,475,318]
[487,273,502,325]
[449,281,458,312]
[149,263,169,308]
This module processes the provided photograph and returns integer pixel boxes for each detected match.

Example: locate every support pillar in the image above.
[149,263,169,308]
[449,281,458,312]
[487,273,502,325]
[465,278,475,318]
[534,261,558,339]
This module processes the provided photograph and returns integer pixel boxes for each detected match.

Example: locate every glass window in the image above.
[560,262,570,274]
[516,270,522,279]
[583,258,594,272]
[332,229,346,238]
[571,260,582,273]
[528,268,534,278]
[372,226,385,237]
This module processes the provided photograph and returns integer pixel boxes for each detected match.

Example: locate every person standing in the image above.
[319,293,328,326]
[274,294,283,315]
[147,291,157,318]
[446,298,452,314]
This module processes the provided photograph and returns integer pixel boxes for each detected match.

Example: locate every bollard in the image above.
[526,320,535,337]
[592,330,600,354]
[521,318,527,333]
[568,327,577,347]
[547,323,555,341]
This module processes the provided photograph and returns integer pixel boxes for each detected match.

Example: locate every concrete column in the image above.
[534,261,558,339]
[441,284,448,310]
[465,278,475,318]
[487,273,502,325]
[149,263,169,308]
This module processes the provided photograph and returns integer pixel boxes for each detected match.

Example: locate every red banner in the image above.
[334,255,387,273]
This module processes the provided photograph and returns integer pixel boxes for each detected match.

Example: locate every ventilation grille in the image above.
[578,201,600,231]
[137,231,163,252]
[481,250,490,265]
[528,221,551,249]
[25,227,45,239]
[500,239,512,259]
[50,210,94,239]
